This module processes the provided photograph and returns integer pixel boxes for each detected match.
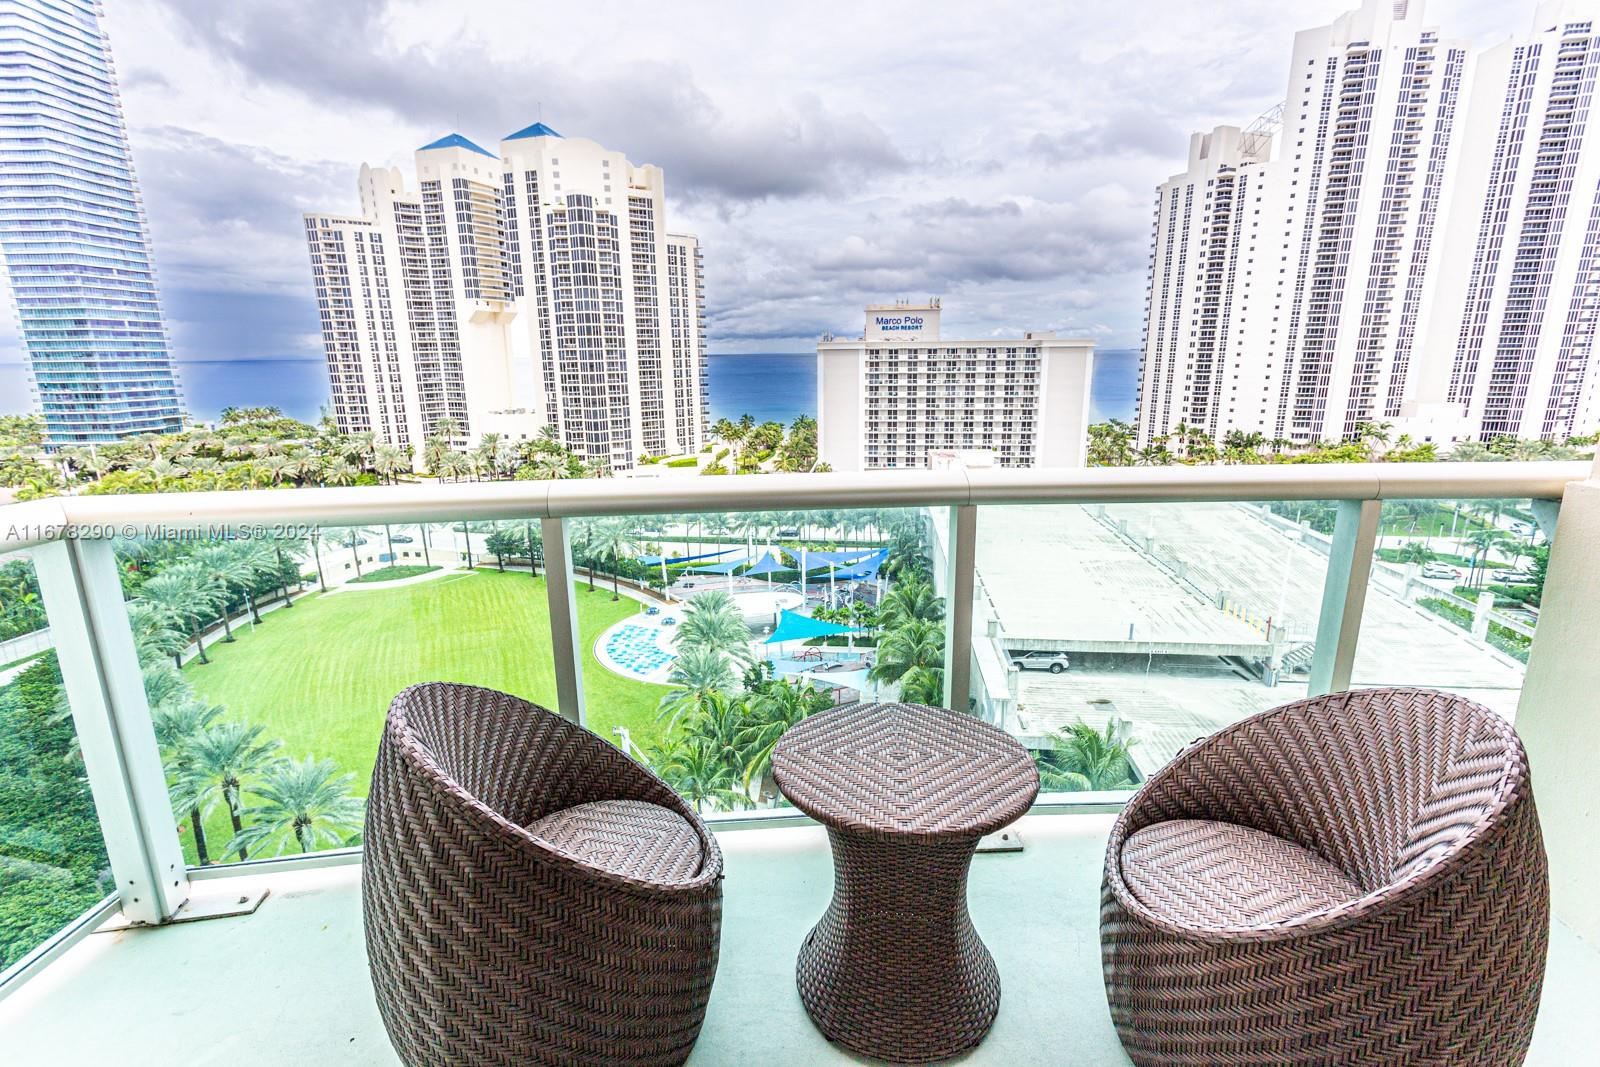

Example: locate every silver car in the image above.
[1011,650,1070,674]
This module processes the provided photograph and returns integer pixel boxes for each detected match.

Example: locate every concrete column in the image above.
[1472,590,1494,641]
[1516,457,1600,944]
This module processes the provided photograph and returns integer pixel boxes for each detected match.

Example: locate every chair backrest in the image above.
[388,682,685,830]
[1120,688,1527,892]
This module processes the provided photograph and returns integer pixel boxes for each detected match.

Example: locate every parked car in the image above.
[1420,562,1461,580]
[1509,521,1534,537]
[1492,570,1537,585]
[1010,650,1070,674]
[390,534,414,543]
[777,527,800,538]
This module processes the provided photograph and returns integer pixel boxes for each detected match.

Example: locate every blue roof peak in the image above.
[505,121,563,141]
[418,133,496,158]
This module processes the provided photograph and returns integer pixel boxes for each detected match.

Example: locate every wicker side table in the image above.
[772,702,1039,1063]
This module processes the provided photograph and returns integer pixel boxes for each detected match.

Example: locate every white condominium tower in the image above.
[305,124,707,470]
[1138,0,1600,448]
[1419,2,1600,441]
[1141,0,1469,448]
[817,301,1094,470]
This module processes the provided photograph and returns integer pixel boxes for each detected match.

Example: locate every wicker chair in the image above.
[363,683,724,1067]
[1101,687,1548,1066]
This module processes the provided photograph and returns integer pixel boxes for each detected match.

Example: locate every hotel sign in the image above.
[863,304,940,341]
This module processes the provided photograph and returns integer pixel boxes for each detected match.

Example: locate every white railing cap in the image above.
[0,460,1590,551]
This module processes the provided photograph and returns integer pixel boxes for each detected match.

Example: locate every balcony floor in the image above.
[4,815,1597,1065]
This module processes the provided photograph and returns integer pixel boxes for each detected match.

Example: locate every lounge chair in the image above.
[364,683,724,1066]
[1101,687,1547,1066]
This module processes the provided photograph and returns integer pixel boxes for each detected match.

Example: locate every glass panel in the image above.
[1351,498,1542,720]
[976,501,1335,794]
[574,508,939,813]
[0,548,111,971]
[119,520,553,866]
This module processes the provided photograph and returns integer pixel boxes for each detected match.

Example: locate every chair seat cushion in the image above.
[526,799,704,884]
[1120,819,1362,930]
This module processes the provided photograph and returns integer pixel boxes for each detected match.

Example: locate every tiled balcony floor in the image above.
[3,815,1596,1065]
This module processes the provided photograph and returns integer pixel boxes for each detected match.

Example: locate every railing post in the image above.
[943,505,977,714]
[1307,498,1382,696]
[540,516,586,725]
[31,538,189,925]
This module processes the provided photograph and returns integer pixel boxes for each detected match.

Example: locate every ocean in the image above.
[0,348,1141,429]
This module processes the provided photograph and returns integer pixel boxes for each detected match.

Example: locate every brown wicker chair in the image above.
[1101,687,1548,1066]
[363,683,724,1067]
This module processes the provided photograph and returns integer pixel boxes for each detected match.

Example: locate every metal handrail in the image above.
[1,461,1589,550]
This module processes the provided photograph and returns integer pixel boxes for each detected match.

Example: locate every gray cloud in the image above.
[133,125,347,294]
[84,0,1526,362]
[156,0,906,204]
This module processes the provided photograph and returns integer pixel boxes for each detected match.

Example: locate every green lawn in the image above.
[1379,502,1491,540]
[178,568,666,864]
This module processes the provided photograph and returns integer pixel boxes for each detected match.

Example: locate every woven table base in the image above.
[796,829,1000,1063]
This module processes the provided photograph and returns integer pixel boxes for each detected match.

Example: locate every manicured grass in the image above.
[1379,503,1490,540]
[349,564,440,583]
[178,569,666,863]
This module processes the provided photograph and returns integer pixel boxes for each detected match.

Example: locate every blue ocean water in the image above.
[706,353,815,425]
[708,349,1140,426]
[0,358,330,424]
[1,348,1141,428]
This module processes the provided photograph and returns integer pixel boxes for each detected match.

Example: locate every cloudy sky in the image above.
[4,0,1526,373]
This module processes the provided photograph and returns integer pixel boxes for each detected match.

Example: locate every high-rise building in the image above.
[0,0,183,444]
[305,124,706,471]
[1414,2,1600,443]
[1137,0,1600,448]
[817,301,1094,470]
[1140,0,1470,448]
[1139,121,1283,445]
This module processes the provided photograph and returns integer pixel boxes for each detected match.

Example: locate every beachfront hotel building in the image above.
[817,301,1094,470]
[1137,0,1600,449]
[0,0,183,445]
[305,124,706,471]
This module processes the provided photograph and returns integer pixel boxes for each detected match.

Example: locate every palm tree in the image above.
[1465,528,1512,588]
[126,600,188,666]
[738,680,829,796]
[176,722,281,861]
[656,646,739,732]
[528,450,570,480]
[648,735,745,813]
[877,578,943,629]
[230,757,365,856]
[150,696,223,865]
[896,664,945,705]
[1038,719,1139,791]
[439,451,474,482]
[1395,541,1435,566]
[139,562,224,666]
[868,618,945,688]
[675,591,754,664]
[372,444,409,484]
[332,527,369,578]
[321,457,358,487]
[590,518,642,600]
[193,543,258,641]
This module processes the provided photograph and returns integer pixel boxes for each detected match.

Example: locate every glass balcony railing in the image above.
[0,547,114,976]
[0,459,1593,998]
